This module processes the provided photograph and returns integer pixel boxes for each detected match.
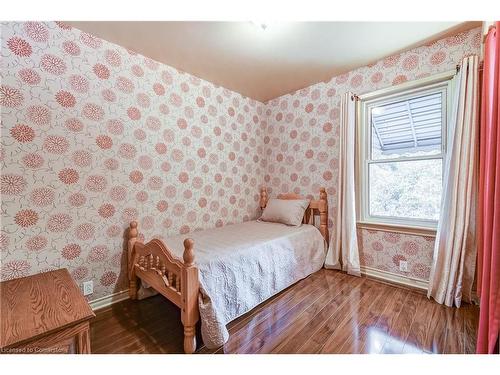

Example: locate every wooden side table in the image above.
[0,268,95,354]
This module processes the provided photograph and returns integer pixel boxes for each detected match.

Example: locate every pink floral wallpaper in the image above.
[357,229,435,279]
[0,22,482,302]
[0,21,266,299]
[264,27,481,281]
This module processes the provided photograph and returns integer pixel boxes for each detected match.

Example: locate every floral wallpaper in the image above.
[357,229,435,279]
[0,22,481,302]
[264,27,481,281]
[0,21,266,299]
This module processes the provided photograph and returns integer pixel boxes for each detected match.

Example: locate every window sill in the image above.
[356,221,437,237]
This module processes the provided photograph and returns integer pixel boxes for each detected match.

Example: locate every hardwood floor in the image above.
[90,269,479,354]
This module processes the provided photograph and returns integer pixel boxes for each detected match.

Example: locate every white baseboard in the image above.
[87,267,427,310]
[89,289,129,311]
[360,266,429,292]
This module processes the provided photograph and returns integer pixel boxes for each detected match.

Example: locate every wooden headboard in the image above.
[259,187,329,245]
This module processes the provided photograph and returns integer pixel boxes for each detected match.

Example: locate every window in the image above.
[358,72,454,229]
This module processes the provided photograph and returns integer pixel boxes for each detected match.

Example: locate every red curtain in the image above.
[477,22,500,354]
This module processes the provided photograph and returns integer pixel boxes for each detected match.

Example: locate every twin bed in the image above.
[127,187,330,353]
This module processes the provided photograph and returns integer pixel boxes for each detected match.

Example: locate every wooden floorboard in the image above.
[211,271,328,354]
[381,291,424,353]
[90,269,480,354]
[422,299,448,354]
[238,273,350,354]
[297,277,376,353]
[270,273,355,353]
[359,286,408,353]
[405,291,438,352]
[319,281,386,353]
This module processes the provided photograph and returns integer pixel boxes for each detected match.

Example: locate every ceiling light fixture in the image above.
[250,21,268,31]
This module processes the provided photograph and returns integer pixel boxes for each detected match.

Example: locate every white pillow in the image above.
[259,198,310,226]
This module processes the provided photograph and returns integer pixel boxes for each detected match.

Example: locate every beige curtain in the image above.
[325,92,361,276]
[427,55,479,307]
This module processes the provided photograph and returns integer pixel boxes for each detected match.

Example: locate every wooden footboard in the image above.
[127,222,199,353]
[127,187,328,354]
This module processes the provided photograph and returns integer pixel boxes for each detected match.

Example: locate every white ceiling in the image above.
[67,21,480,102]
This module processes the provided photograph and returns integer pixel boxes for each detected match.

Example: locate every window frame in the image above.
[357,70,455,232]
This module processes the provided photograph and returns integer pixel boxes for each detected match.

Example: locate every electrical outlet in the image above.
[399,260,408,272]
[83,280,93,296]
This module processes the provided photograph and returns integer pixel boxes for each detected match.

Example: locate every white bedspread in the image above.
[155,220,327,349]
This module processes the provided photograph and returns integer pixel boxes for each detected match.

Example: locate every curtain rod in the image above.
[351,59,482,99]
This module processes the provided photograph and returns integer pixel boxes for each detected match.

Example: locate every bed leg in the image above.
[128,221,139,300]
[319,187,329,246]
[129,278,138,300]
[183,324,197,354]
[181,238,199,354]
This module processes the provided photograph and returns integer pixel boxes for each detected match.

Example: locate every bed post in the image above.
[181,238,199,354]
[319,188,330,245]
[260,186,268,210]
[128,221,139,300]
